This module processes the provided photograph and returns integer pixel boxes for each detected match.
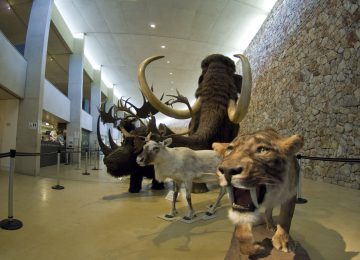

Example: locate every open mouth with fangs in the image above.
[227,185,267,212]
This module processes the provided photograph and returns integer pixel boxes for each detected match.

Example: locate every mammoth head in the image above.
[137,54,252,123]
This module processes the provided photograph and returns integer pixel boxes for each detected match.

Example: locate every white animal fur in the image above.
[136,138,225,219]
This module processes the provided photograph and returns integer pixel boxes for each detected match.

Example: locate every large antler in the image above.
[98,102,121,125]
[124,85,165,119]
[114,98,147,127]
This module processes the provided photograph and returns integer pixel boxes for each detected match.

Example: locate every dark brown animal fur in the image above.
[169,54,242,150]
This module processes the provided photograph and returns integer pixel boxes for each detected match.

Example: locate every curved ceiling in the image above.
[55,0,276,121]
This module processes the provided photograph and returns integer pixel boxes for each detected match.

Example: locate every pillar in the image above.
[105,86,114,144]
[89,69,101,149]
[66,37,84,163]
[15,0,53,175]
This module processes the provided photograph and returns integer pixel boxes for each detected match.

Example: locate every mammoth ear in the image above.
[278,135,304,155]
[162,138,172,147]
[234,74,242,93]
[212,142,229,155]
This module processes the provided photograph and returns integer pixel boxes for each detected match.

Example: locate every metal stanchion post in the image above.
[75,139,81,170]
[296,158,308,204]
[82,148,90,175]
[92,149,100,170]
[97,149,102,170]
[0,149,23,230]
[89,148,92,166]
[52,149,64,190]
[64,149,69,165]
[92,141,100,170]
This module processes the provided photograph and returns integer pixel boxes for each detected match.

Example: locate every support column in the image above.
[15,0,53,175]
[89,69,101,149]
[105,87,114,144]
[66,38,84,163]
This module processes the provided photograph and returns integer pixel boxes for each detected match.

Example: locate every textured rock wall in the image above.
[240,0,360,189]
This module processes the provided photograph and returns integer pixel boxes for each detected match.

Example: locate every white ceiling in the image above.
[54,0,276,123]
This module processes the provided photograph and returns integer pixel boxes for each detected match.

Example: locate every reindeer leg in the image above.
[206,186,226,216]
[165,181,179,218]
[183,182,196,220]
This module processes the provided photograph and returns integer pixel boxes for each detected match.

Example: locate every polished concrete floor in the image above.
[0,159,359,260]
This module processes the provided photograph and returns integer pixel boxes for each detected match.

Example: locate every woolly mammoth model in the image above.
[138,54,251,149]
[137,54,252,192]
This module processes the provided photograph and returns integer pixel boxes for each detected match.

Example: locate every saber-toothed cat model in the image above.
[213,129,303,255]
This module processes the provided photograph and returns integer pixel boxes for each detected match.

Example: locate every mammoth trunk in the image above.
[170,103,239,150]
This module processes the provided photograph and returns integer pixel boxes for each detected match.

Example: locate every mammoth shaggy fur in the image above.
[169,54,242,150]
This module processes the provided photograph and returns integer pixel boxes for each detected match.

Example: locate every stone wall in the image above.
[240,0,360,189]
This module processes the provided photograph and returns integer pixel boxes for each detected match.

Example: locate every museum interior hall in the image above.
[0,0,359,259]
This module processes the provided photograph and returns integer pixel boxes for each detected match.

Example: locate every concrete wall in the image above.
[240,0,360,189]
[0,99,19,171]
[0,31,27,98]
[43,79,71,122]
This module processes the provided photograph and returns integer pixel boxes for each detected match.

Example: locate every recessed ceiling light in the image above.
[161,45,166,49]
[150,24,156,28]
[166,61,170,64]
[169,72,173,75]
[170,81,174,84]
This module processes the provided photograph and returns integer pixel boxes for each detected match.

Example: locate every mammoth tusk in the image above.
[227,54,252,123]
[137,56,201,119]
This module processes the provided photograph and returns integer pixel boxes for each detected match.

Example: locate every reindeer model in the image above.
[136,136,226,220]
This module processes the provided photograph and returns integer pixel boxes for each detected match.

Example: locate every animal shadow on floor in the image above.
[149,200,229,251]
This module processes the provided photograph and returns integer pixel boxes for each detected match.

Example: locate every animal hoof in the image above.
[128,188,141,193]
[165,214,175,218]
[183,215,196,221]
[151,182,165,190]
[205,212,214,216]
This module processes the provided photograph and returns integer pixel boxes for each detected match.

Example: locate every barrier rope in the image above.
[0,152,10,158]
[0,149,102,158]
[297,154,360,163]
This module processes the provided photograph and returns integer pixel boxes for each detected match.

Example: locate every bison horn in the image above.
[227,54,252,123]
[97,116,112,156]
[108,129,118,149]
[137,56,201,119]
